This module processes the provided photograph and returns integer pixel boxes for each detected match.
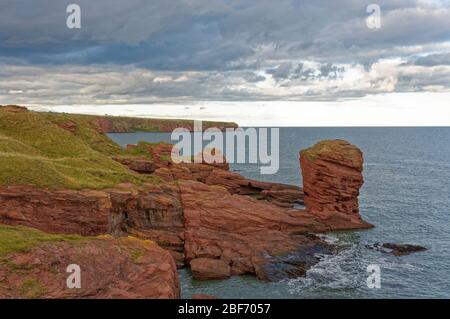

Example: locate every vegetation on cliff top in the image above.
[0,224,86,257]
[87,113,237,133]
[300,139,362,164]
[0,106,171,189]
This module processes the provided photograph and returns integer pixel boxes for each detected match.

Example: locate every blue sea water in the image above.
[108,127,450,298]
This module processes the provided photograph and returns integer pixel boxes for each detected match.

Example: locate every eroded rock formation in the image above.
[180,180,328,280]
[0,138,374,289]
[300,140,373,230]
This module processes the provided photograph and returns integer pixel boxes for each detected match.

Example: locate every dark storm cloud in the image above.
[0,0,450,104]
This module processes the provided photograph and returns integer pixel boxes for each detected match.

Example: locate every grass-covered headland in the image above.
[0,105,236,189]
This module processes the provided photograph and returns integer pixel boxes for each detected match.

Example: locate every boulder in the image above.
[112,157,157,174]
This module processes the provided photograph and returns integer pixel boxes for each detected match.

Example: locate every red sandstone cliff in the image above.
[0,139,373,286]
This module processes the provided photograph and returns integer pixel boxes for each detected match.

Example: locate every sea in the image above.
[108,127,450,298]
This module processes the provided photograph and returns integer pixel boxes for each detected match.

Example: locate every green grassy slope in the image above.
[0,107,161,189]
[0,224,87,257]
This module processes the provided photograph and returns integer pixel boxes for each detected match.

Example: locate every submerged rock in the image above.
[253,234,336,281]
[367,243,427,256]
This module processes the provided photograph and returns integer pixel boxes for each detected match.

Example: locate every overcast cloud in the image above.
[0,0,450,105]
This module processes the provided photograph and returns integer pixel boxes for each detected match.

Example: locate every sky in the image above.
[0,0,450,125]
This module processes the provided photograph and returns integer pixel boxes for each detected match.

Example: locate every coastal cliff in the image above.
[0,105,372,297]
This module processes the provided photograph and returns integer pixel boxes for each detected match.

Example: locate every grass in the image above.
[300,139,361,163]
[0,224,88,257]
[20,278,47,298]
[127,141,154,159]
[130,249,143,263]
[0,107,164,189]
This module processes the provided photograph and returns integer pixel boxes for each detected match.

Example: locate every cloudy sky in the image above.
[0,0,450,124]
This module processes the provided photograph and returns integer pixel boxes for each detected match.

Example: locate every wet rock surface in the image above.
[367,243,427,256]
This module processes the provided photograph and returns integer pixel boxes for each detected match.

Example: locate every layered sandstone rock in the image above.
[300,140,373,230]
[190,258,231,280]
[112,157,157,174]
[203,168,304,207]
[179,180,330,281]
[121,142,304,207]
[0,235,180,299]
[0,186,112,236]
[0,138,373,287]
[109,183,186,267]
[0,183,186,267]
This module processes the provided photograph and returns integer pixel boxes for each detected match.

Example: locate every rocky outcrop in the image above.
[0,138,374,287]
[112,157,157,174]
[203,168,304,207]
[0,186,112,236]
[57,121,77,133]
[0,183,186,267]
[0,235,180,299]
[109,183,186,267]
[300,140,373,230]
[367,243,427,256]
[121,141,304,208]
[179,180,330,281]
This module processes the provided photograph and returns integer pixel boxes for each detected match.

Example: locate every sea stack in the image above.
[300,139,373,230]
